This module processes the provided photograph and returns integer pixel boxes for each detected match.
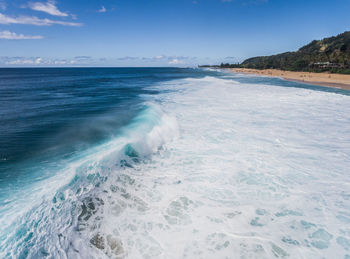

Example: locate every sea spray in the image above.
[0,104,179,258]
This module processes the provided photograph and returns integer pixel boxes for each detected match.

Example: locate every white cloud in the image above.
[35,57,42,64]
[0,30,43,39]
[129,55,194,64]
[74,56,91,60]
[0,13,82,26]
[117,56,139,61]
[169,58,183,65]
[53,59,67,65]
[2,56,84,66]
[6,58,37,65]
[28,0,68,17]
[0,55,197,67]
[98,6,106,13]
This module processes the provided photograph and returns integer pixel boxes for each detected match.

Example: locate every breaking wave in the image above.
[0,104,178,258]
[1,73,350,259]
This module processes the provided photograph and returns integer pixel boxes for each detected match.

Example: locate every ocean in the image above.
[0,68,349,258]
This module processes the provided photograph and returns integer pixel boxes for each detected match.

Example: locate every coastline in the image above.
[230,68,350,90]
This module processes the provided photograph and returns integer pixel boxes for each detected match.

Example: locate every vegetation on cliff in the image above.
[201,31,350,74]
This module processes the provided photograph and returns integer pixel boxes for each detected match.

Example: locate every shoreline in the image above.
[230,68,350,91]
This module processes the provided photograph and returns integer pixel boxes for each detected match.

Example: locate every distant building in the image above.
[311,62,340,68]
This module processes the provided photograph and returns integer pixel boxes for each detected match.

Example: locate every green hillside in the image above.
[237,31,350,74]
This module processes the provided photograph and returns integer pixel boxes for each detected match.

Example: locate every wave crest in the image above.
[0,104,178,258]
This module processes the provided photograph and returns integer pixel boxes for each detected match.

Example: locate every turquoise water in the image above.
[0,68,349,258]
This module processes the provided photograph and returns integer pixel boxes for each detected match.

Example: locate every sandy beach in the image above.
[231,68,350,90]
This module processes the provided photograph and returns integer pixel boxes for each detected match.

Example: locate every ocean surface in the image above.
[0,68,349,258]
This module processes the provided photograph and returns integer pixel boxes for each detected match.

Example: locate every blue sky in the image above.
[0,0,349,67]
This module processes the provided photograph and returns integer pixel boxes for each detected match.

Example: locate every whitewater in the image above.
[1,70,350,258]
